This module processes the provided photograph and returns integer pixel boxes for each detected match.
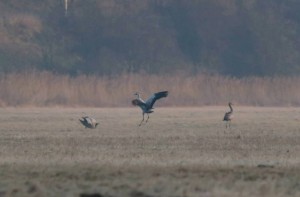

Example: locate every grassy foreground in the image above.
[0,107,300,196]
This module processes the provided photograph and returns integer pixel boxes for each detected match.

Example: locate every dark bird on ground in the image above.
[79,116,99,129]
[223,102,234,128]
[132,91,168,126]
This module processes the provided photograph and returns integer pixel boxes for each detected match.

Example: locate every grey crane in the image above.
[223,102,234,128]
[79,116,99,129]
[132,91,168,126]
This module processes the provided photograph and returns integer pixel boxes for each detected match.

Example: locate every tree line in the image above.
[0,0,300,76]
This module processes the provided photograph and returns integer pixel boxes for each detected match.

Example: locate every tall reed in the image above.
[0,71,299,107]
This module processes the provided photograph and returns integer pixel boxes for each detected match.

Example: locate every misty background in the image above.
[0,0,300,107]
[1,0,300,77]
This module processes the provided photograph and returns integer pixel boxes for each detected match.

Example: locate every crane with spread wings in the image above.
[132,91,168,126]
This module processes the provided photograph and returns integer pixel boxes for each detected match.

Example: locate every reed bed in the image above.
[0,71,299,107]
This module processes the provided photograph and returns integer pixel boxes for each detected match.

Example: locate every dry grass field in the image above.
[0,107,300,197]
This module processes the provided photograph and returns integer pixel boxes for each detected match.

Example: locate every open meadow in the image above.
[0,107,300,197]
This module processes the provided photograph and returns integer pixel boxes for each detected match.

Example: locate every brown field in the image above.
[0,107,300,197]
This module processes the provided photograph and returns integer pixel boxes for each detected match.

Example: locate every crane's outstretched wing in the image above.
[132,99,146,107]
[82,116,96,125]
[83,117,91,125]
[145,91,168,109]
[79,117,89,127]
[79,118,86,125]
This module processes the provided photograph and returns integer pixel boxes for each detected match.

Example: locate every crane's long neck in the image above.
[229,103,233,112]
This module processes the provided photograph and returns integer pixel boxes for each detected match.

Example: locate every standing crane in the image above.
[132,91,168,126]
[79,116,99,129]
[223,102,234,128]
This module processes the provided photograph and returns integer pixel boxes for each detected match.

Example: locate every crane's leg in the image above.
[139,113,145,126]
[145,114,150,123]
